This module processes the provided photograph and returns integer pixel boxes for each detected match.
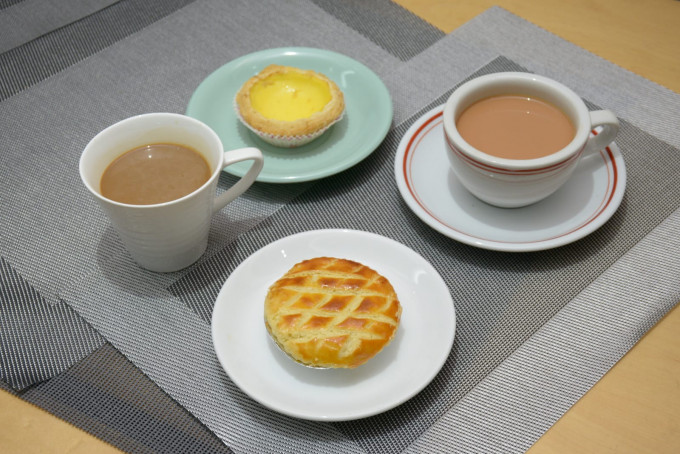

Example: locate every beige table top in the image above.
[1,1,679,452]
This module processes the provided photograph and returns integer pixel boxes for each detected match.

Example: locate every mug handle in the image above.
[213,147,264,214]
[583,110,620,156]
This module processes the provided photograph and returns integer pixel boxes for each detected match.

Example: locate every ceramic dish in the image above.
[211,229,456,421]
[394,105,627,252]
[187,48,392,183]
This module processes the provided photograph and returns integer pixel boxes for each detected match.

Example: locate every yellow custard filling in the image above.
[250,72,332,122]
[235,64,345,140]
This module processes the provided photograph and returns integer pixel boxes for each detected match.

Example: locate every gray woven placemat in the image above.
[0,0,117,53]
[0,258,105,390]
[2,1,679,453]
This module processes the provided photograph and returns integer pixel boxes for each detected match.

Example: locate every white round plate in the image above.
[211,229,456,421]
[394,105,627,252]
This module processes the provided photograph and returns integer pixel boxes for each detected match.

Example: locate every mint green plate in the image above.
[186,47,393,183]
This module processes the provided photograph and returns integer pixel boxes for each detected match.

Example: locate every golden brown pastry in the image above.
[235,64,344,146]
[264,257,401,368]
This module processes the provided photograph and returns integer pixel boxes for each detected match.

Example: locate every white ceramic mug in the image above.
[80,113,263,272]
[443,72,619,208]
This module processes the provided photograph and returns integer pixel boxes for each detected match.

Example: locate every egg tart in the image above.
[264,257,401,369]
[235,65,345,147]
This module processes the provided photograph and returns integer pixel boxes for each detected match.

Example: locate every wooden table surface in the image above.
[1,1,679,452]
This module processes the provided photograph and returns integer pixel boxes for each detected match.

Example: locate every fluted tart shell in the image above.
[235,64,345,138]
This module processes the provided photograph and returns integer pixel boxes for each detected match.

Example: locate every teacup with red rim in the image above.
[443,72,619,208]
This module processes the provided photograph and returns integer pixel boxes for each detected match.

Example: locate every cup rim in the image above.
[442,72,591,171]
[79,112,224,209]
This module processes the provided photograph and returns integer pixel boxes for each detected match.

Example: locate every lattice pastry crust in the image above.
[264,257,402,369]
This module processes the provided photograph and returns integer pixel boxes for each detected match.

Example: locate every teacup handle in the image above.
[583,110,620,156]
[213,147,264,214]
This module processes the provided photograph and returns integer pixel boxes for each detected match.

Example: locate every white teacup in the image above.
[443,72,619,208]
[80,113,263,272]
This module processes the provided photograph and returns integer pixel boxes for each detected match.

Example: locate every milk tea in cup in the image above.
[443,72,619,208]
[456,94,575,160]
[80,113,263,272]
[100,142,211,205]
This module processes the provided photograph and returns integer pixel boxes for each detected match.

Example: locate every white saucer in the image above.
[211,229,456,421]
[394,105,627,252]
